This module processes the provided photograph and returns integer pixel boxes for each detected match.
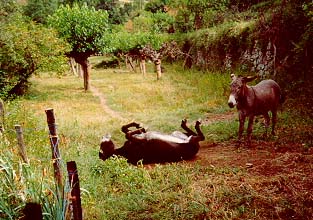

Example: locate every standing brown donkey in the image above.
[228,74,284,145]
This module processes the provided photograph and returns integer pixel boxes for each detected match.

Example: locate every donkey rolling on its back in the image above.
[228,74,284,145]
[99,119,205,164]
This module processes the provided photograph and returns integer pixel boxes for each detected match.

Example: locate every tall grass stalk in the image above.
[0,151,71,220]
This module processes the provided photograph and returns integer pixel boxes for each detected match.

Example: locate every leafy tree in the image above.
[145,0,170,13]
[112,30,165,54]
[0,0,18,16]
[0,10,69,98]
[48,4,110,91]
[95,0,131,25]
[133,11,174,33]
[229,0,268,11]
[287,1,313,81]
[111,28,168,79]
[61,0,132,25]
[133,0,146,11]
[23,0,59,24]
[60,0,99,6]
[170,0,230,32]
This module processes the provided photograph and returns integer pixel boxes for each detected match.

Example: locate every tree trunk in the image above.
[77,64,82,78]
[81,59,90,91]
[0,98,4,133]
[69,57,78,76]
[73,56,90,91]
[155,59,162,80]
[140,57,146,77]
[127,56,136,72]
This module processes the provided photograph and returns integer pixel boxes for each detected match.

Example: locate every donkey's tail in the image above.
[280,91,286,104]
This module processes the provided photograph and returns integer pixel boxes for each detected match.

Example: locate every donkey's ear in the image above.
[101,134,111,142]
[243,76,257,83]
[230,73,237,81]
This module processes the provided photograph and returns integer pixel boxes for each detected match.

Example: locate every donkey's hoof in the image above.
[235,140,242,147]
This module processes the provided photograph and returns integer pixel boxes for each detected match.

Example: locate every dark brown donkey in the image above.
[99,119,204,164]
[228,74,284,145]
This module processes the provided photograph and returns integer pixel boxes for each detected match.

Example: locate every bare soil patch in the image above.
[197,140,313,176]
[194,138,313,219]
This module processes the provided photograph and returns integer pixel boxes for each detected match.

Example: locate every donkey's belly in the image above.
[135,132,190,143]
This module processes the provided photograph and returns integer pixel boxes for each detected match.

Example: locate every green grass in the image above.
[0,59,312,219]
[90,62,230,131]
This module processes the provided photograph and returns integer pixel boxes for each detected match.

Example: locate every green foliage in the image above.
[0,12,69,98]
[132,0,147,11]
[0,100,73,220]
[290,1,313,80]
[174,20,255,70]
[48,4,110,56]
[145,0,170,13]
[132,12,154,32]
[0,0,19,16]
[230,0,269,11]
[151,12,175,33]
[0,150,70,220]
[0,154,22,220]
[89,61,230,129]
[171,0,313,96]
[133,11,174,33]
[67,0,133,24]
[90,156,208,220]
[170,0,231,32]
[23,0,59,24]
[95,0,133,25]
[111,29,167,54]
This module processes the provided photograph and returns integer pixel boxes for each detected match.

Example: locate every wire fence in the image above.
[0,108,83,220]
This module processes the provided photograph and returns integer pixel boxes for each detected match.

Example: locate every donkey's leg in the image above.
[181,119,197,136]
[271,110,277,135]
[194,121,205,141]
[125,128,146,141]
[263,113,270,138]
[238,112,246,141]
[247,115,255,146]
[122,122,141,134]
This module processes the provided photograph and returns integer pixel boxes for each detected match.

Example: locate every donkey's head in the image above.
[228,74,257,108]
[99,134,115,161]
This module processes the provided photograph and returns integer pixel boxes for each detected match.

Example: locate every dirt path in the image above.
[90,85,124,121]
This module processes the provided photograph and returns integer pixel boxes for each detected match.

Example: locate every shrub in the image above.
[0,13,69,99]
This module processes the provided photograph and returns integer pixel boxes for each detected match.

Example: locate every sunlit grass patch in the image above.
[90,63,230,128]
[89,157,209,220]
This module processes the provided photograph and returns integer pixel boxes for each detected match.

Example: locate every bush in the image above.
[0,12,69,99]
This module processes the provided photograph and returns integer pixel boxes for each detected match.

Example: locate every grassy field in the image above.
[0,58,312,219]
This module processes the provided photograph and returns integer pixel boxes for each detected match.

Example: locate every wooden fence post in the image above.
[22,202,43,220]
[45,108,63,189]
[0,98,4,133]
[155,59,162,80]
[14,125,29,164]
[67,161,83,220]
